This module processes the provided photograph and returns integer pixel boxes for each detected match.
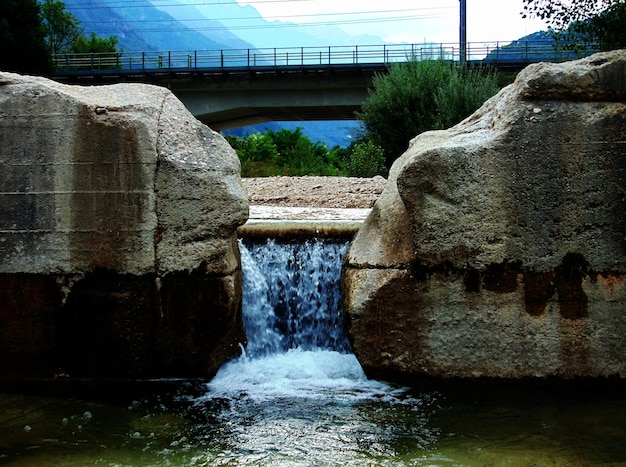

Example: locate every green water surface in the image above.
[1,381,624,466]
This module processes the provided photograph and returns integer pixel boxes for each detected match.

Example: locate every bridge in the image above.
[53,41,598,130]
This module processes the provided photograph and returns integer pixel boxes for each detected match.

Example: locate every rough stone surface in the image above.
[0,72,248,379]
[342,50,626,382]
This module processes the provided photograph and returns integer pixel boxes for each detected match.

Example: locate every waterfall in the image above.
[204,238,400,402]
[240,238,351,357]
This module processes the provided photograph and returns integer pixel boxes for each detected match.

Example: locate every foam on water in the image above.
[205,349,401,403]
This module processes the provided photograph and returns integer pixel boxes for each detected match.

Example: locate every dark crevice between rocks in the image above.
[344,262,411,271]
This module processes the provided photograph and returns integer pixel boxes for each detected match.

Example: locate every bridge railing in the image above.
[53,41,599,75]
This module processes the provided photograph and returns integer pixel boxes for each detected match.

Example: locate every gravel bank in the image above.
[242,176,387,209]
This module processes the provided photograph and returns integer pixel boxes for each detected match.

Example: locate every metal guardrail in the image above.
[53,41,599,76]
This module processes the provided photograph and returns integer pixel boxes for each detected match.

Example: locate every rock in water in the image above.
[342,50,626,381]
[0,72,248,379]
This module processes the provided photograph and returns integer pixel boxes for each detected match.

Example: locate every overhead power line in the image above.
[78,7,454,25]
[82,13,444,34]
[66,0,316,10]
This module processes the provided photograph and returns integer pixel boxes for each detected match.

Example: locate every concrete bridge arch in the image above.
[166,67,374,130]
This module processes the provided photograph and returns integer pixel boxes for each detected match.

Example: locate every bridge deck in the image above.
[52,41,599,83]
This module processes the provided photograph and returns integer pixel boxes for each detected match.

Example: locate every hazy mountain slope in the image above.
[481,30,594,63]
[141,0,255,50]
[149,0,385,49]
[64,0,255,51]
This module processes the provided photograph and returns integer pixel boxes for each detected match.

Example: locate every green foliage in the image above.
[592,2,626,49]
[0,0,120,75]
[227,128,391,178]
[0,0,53,74]
[224,133,280,177]
[69,33,121,70]
[521,0,621,30]
[326,146,349,174]
[565,2,626,50]
[268,128,337,176]
[40,0,119,68]
[71,32,119,54]
[40,0,82,55]
[358,59,500,169]
[227,128,346,177]
[346,141,386,178]
[433,66,499,129]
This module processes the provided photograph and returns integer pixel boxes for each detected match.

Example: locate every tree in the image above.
[358,59,499,169]
[225,128,347,177]
[522,0,626,50]
[521,0,621,30]
[0,0,53,75]
[71,32,119,54]
[566,3,626,50]
[40,0,82,55]
[225,133,280,177]
[39,0,120,71]
[265,127,336,176]
[70,33,120,69]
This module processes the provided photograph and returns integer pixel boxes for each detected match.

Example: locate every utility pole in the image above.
[459,0,467,64]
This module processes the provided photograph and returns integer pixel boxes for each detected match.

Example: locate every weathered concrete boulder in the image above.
[0,72,249,380]
[342,50,626,381]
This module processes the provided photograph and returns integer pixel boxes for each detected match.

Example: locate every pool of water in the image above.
[1,372,625,466]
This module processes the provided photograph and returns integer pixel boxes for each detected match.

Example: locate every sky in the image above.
[236,0,548,45]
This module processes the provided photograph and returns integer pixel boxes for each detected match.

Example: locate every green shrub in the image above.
[434,66,499,129]
[358,59,500,169]
[225,133,279,177]
[347,141,386,177]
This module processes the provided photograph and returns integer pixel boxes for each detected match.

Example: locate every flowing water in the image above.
[1,239,625,466]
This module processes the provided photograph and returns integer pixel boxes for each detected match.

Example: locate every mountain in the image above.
[482,30,592,64]
[63,0,255,52]
[64,0,384,53]
[147,0,385,49]
[141,0,377,146]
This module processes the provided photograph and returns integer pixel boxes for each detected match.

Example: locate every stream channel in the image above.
[1,239,625,466]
